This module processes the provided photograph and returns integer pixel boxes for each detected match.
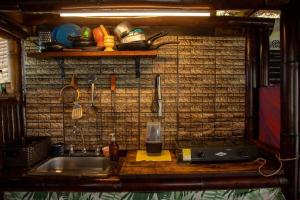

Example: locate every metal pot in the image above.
[120,28,146,43]
[117,31,179,50]
[114,21,133,40]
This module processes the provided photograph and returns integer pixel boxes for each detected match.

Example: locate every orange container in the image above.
[93,27,104,48]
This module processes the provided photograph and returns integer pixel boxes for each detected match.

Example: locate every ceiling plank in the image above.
[0,0,289,11]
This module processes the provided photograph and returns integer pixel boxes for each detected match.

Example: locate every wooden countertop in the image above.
[119,150,287,191]
[0,150,287,192]
[120,151,273,178]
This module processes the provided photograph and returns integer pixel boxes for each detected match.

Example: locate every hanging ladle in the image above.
[86,74,98,117]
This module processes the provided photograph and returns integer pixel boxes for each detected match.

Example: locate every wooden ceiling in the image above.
[0,0,286,38]
[0,0,289,11]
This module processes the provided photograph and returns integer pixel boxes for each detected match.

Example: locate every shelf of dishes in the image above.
[37,22,178,52]
[27,50,158,58]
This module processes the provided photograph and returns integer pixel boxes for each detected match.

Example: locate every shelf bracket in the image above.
[135,57,140,78]
[56,58,65,80]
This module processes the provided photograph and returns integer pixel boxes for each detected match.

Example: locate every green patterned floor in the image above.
[4,188,285,200]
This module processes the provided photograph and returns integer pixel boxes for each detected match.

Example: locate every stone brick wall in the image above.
[0,38,8,84]
[24,35,245,150]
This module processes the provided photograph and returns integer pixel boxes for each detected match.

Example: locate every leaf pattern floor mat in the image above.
[4,188,285,200]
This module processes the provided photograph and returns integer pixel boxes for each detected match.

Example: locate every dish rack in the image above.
[3,136,51,168]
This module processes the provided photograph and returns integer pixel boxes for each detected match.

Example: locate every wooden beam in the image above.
[0,30,18,40]
[15,0,290,11]
[0,14,28,39]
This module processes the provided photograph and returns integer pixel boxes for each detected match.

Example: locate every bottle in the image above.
[109,133,119,162]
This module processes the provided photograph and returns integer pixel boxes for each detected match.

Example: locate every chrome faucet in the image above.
[73,121,86,154]
[80,132,86,154]
[69,144,74,156]
[95,146,100,156]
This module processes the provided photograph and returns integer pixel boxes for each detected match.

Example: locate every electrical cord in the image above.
[255,154,299,177]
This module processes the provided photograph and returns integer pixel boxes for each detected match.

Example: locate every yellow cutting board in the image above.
[136,150,172,161]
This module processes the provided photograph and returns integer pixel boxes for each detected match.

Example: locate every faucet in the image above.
[71,121,103,156]
[69,144,74,156]
[73,121,86,154]
[95,146,100,156]
[80,132,87,154]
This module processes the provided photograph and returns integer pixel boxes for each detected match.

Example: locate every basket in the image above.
[3,136,51,168]
[38,31,52,44]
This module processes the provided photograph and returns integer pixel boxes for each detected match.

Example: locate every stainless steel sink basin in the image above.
[29,157,111,177]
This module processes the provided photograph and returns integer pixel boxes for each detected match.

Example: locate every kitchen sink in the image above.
[29,156,111,177]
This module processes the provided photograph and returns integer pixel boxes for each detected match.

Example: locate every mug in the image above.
[50,143,64,157]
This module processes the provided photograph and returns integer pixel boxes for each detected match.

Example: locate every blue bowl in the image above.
[55,23,81,48]
[51,26,60,42]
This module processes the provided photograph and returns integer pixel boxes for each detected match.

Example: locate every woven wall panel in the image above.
[0,38,8,84]
[24,35,245,150]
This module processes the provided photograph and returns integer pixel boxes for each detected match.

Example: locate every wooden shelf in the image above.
[27,50,158,78]
[27,50,158,58]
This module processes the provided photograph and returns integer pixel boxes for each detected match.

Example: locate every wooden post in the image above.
[245,27,260,139]
[7,39,22,100]
[280,0,300,199]
[259,27,270,87]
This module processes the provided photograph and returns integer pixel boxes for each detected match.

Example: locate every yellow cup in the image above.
[104,35,115,51]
